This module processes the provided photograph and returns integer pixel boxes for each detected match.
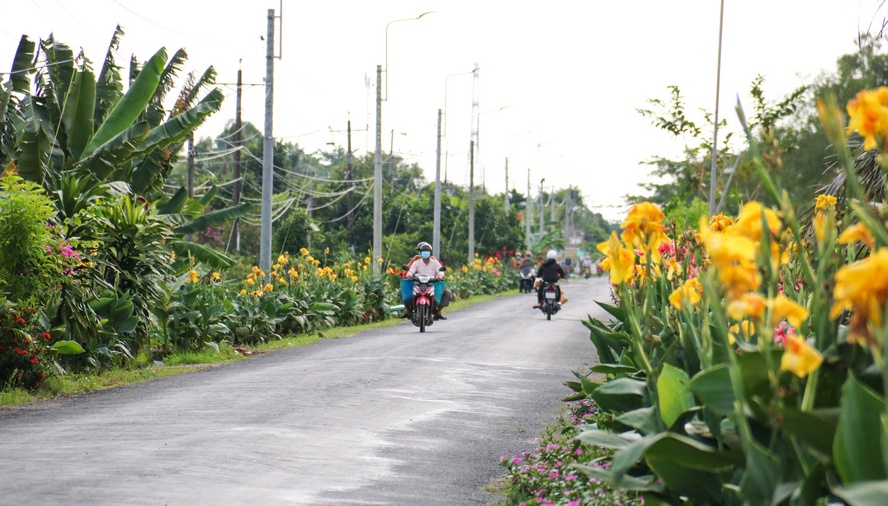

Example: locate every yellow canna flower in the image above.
[769,293,809,329]
[189,270,199,283]
[264,283,274,293]
[668,278,703,310]
[620,202,668,262]
[732,201,782,242]
[461,265,469,273]
[599,257,611,272]
[278,277,286,284]
[252,266,260,274]
[325,247,330,254]
[830,249,888,347]
[378,257,384,263]
[259,270,266,277]
[246,279,254,286]
[598,231,636,285]
[271,271,278,278]
[846,88,888,150]
[211,271,221,281]
[351,276,358,282]
[273,263,281,271]
[239,289,247,295]
[728,321,756,344]
[813,211,830,244]
[364,257,371,264]
[780,335,823,378]
[838,222,875,250]
[814,194,837,212]
[278,255,288,265]
[709,214,734,232]
[727,292,767,321]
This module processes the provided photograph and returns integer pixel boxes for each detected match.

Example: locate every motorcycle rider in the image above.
[533,249,566,309]
[405,242,452,320]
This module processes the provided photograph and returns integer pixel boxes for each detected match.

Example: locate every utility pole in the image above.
[468,140,475,263]
[550,185,556,228]
[373,65,382,275]
[346,119,355,234]
[470,63,479,192]
[227,64,243,253]
[260,8,275,272]
[433,108,442,257]
[709,0,725,218]
[186,134,195,198]
[525,168,531,248]
[563,191,570,251]
[538,179,545,238]
[504,157,509,214]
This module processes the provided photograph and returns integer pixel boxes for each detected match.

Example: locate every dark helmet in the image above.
[417,242,432,252]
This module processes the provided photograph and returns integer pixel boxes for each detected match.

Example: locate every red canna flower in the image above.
[41,332,51,340]
[16,317,25,324]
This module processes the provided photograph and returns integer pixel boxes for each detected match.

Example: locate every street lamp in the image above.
[375,11,432,275]
[434,68,474,258]
[385,11,433,101]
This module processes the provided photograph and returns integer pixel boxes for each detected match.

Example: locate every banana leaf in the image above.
[95,26,125,125]
[173,203,250,235]
[157,186,188,214]
[81,47,167,160]
[140,88,223,149]
[61,69,96,160]
[170,240,235,269]
[145,48,187,128]
[16,96,53,183]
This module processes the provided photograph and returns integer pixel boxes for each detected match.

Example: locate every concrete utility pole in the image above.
[346,119,355,234]
[470,63,479,191]
[373,65,382,275]
[260,8,275,272]
[468,140,475,263]
[538,180,545,238]
[525,168,531,248]
[186,134,195,198]
[228,65,243,253]
[550,185,556,228]
[563,191,570,251]
[709,0,725,218]
[433,108,442,257]
[504,157,509,214]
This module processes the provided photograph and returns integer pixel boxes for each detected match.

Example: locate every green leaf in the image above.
[591,364,638,377]
[173,203,250,235]
[61,69,96,160]
[833,480,888,505]
[835,375,888,483]
[739,439,780,505]
[688,364,735,416]
[157,186,188,214]
[616,406,660,435]
[657,363,695,427]
[574,428,639,450]
[141,88,223,149]
[570,464,664,492]
[647,455,724,504]
[595,301,625,321]
[81,47,167,160]
[781,409,836,460]
[591,377,648,414]
[52,340,86,355]
[170,240,235,269]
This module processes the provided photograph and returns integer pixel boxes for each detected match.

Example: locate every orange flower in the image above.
[620,202,668,262]
[846,88,888,150]
[769,293,809,329]
[830,249,888,346]
[837,222,875,250]
[668,278,702,310]
[781,335,822,378]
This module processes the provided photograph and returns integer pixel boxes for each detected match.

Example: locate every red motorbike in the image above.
[410,273,441,332]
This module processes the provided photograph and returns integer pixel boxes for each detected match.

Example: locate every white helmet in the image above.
[546,250,558,260]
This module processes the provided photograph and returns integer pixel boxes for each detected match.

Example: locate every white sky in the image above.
[1,0,881,221]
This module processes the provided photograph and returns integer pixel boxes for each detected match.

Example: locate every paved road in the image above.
[0,276,612,505]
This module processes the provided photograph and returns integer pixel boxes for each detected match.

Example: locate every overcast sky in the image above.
[1,0,881,220]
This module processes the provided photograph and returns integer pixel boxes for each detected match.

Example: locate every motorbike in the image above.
[583,265,592,279]
[596,263,604,277]
[538,281,562,320]
[519,266,535,293]
[407,266,446,332]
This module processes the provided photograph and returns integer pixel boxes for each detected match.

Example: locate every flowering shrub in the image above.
[0,307,49,389]
[499,398,642,505]
[569,90,888,504]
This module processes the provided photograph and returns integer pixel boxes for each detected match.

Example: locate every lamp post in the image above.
[477,105,509,193]
[385,11,433,101]
[375,11,431,275]
[434,68,474,258]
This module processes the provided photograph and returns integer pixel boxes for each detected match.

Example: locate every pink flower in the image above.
[511,457,522,464]
[773,321,797,347]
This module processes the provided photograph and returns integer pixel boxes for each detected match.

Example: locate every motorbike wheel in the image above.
[546,309,551,321]
[418,306,427,333]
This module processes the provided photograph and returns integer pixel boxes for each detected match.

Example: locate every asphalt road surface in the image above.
[0,275,613,505]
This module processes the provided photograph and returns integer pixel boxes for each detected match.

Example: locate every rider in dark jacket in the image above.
[533,250,565,308]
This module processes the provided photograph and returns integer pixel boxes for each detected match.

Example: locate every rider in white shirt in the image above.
[405,242,451,320]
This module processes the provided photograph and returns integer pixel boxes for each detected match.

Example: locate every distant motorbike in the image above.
[519,266,535,293]
[538,281,562,320]
[583,265,592,279]
[596,263,604,277]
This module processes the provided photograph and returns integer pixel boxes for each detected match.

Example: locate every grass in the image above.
[0,290,517,409]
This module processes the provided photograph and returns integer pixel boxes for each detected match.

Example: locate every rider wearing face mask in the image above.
[405,242,452,320]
